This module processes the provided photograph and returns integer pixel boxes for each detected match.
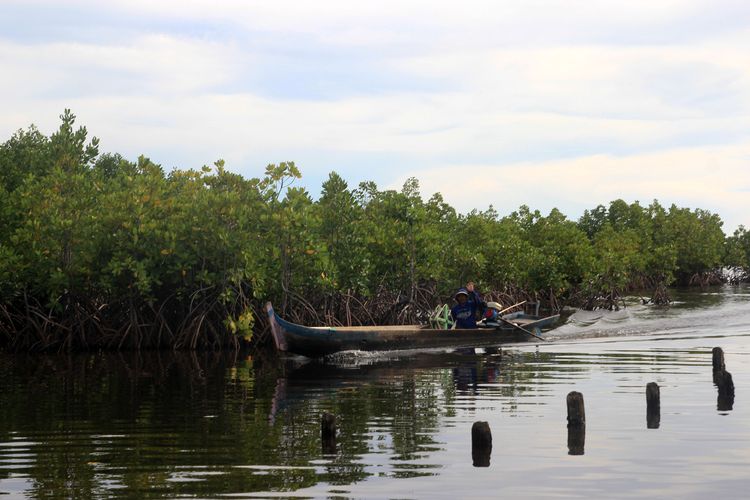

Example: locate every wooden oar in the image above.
[496,300,526,315]
[497,315,546,342]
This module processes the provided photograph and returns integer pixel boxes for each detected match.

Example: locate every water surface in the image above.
[2,286,750,498]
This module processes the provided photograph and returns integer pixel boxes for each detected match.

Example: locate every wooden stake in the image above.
[646,382,660,429]
[566,391,585,426]
[712,347,725,372]
[566,391,585,455]
[471,421,492,467]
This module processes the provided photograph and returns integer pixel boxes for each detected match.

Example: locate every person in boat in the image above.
[465,281,504,324]
[451,288,481,329]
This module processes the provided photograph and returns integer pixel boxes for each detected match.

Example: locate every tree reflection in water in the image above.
[2,349,531,496]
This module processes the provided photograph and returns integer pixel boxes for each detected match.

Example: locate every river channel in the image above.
[2,285,750,498]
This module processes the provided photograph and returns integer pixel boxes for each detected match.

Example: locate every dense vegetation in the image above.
[1,111,748,351]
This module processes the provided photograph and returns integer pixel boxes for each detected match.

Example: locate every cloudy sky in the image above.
[2,0,749,232]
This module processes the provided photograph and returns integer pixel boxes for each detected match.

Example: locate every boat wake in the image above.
[547,291,750,342]
[321,346,471,366]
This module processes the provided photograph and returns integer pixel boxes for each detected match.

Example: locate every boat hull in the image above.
[266,303,558,358]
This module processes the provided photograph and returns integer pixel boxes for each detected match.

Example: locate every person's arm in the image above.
[470,293,486,318]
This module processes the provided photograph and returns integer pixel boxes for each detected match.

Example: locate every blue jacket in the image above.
[451,301,479,329]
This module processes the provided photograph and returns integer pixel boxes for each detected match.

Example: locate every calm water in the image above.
[2,286,750,499]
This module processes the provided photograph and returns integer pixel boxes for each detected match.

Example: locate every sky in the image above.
[2,0,749,232]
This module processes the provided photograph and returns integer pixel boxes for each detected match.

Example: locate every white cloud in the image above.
[0,35,240,100]
[391,42,750,118]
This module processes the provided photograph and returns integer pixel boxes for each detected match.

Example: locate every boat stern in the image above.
[265,302,288,352]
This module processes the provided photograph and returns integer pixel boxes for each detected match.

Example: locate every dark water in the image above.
[2,286,750,499]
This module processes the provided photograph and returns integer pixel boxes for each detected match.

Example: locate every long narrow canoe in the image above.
[266,302,559,358]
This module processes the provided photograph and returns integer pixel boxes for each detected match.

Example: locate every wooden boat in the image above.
[266,302,559,358]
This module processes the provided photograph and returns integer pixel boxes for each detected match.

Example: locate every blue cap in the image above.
[455,288,469,299]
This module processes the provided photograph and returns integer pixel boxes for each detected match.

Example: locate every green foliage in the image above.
[318,172,367,292]
[664,206,725,282]
[224,308,255,341]
[49,109,99,172]
[4,113,103,303]
[725,226,750,268]
[513,207,596,295]
[0,124,52,193]
[577,199,727,289]
[591,225,645,292]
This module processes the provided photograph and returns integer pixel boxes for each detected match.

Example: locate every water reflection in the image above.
[321,413,337,455]
[714,369,736,412]
[647,405,661,429]
[0,349,558,496]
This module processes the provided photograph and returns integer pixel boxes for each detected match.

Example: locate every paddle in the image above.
[497,315,546,342]
[494,300,526,315]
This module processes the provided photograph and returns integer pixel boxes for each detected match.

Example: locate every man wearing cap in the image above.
[451,288,480,329]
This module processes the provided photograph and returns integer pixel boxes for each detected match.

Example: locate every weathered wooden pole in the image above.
[471,421,492,467]
[712,347,725,372]
[321,412,337,454]
[566,391,585,455]
[566,392,585,426]
[646,382,660,429]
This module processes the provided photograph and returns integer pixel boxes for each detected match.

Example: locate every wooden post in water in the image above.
[321,412,337,454]
[566,391,585,455]
[471,421,492,467]
[566,392,585,426]
[646,382,660,429]
[712,347,725,372]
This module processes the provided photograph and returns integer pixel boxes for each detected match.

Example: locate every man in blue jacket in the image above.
[451,288,480,329]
